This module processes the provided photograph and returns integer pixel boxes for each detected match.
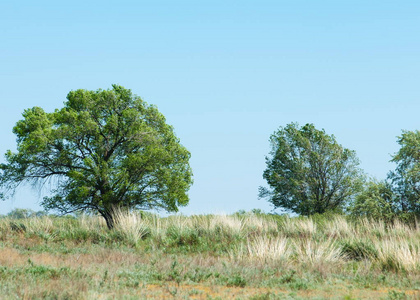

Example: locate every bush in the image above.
[341,240,378,261]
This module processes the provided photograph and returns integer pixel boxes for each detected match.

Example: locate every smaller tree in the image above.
[260,123,363,215]
[5,208,48,219]
[349,130,420,222]
[349,179,396,221]
[7,208,36,219]
[389,130,420,214]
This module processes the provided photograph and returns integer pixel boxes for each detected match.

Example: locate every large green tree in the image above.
[0,85,193,229]
[260,123,363,215]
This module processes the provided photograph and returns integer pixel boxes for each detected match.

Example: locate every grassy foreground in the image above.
[0,212,420,299]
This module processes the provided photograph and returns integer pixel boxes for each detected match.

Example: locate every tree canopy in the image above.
[389,130,420,214]
[260,123,363,215]
[349,179,396,221]
[0,85,193,228]
[347,130,420,222]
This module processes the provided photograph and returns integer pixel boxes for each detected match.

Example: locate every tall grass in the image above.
[280,216,317,238]
[375,238,420,272]
[294,238,344,265]
[2,212,420,298]
[246,235,291,262]
[324,215,355,238]
[112,210,150,246]
[1,212,420,274]
[209,214,245,237]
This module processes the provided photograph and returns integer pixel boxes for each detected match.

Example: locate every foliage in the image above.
[347,130,420,221]
[260,123,364,215]
[389,130,420,215]
[7,208,48,219]
[0,85,192,228]
[349,180,397,221]
[340,239,378,261]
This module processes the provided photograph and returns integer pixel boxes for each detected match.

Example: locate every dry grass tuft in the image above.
[294,238,344,265]
[79,214,106,231]
[358,218,387,238]
[246,235,291,262]
[26,217,54,235]
[281,217,317,237]
[113,210,150,245]
[324,215,354,238]
[375,238,420,272]
[209,214,245,236]
[243,214,278,234]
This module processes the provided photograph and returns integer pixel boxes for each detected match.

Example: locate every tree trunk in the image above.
[101,209,115,230]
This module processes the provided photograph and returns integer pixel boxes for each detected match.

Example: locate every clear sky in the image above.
[1,1,420,215]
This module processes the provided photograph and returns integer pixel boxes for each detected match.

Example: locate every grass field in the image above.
[0,212,420,299]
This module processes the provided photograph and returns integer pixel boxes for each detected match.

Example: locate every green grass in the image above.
[0,212,420,299]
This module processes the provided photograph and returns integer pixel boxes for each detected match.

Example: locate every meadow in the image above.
[0,212,420,299]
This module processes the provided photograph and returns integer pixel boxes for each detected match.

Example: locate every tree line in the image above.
[260,122,420,222]
[0,85,418,228]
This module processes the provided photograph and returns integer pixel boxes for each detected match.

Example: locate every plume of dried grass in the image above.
[26,216,54,234]
[388,219,411,238]
[294,238,344,265]
[243,215,278,235]
[281,217,317,237]
[146,213,164,239]
[113,210,150,245]
[246,235,291,262]
[79,214,106,231]
[324,215,354,238]
[358,218,386,238]
[166,215,192,231]
[375,238,420,272]
[209,214,245,237]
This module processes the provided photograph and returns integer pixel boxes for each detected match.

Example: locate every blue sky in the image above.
[1,1,420,215]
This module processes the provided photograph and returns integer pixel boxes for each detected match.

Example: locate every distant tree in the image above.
[5,208,47,219]
[7,208,36,219]
[259,123,363,215]
[349,179,396,221]
[34,210,48,218]
[348,130,420,222]
[0,85,193,229]
[389,130,420,214]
